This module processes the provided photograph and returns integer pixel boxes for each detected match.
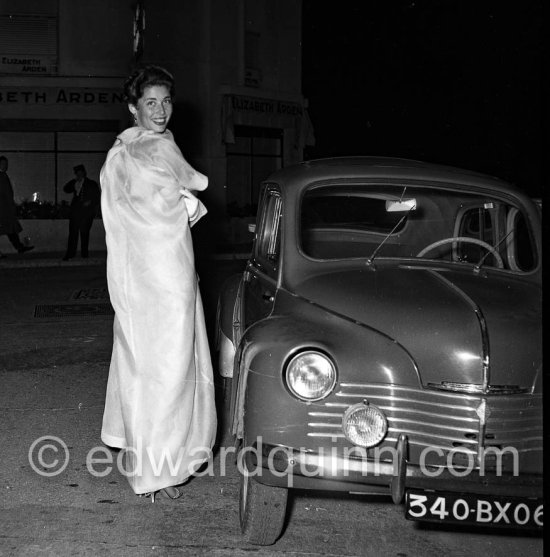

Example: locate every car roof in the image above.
[265,156,523,197]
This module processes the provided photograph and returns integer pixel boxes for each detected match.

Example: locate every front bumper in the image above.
[243,436,542,502]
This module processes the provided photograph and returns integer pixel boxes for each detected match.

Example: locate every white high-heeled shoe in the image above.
[139,486,182,503]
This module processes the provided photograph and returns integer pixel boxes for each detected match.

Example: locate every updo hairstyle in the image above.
[123,65,175,106]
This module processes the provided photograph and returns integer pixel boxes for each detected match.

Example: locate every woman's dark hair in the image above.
[123,65,175,105]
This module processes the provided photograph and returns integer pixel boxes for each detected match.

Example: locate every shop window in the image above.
[226,125,282,216]
[0,128,115,208]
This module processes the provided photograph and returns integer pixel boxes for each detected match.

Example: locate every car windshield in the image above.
[300,184,538,272]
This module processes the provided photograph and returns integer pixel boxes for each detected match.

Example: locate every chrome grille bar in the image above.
[308,383,542,455]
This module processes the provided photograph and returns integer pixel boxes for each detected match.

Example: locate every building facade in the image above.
[0,0,313,248]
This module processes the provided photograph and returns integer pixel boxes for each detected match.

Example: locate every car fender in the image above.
[216,274,242,378]
[230,307,420,442]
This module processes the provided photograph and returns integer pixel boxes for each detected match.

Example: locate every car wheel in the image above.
[239,466,288,545]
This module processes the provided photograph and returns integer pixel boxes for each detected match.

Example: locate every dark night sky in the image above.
[302,1,544,197]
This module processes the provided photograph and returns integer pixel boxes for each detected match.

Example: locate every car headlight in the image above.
[285,350,337,402]
[342,402,388,448]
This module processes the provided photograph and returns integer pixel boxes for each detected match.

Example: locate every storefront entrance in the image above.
[225,125,282,216]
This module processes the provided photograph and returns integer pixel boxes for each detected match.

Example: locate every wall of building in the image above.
[1,0,311,250]
[58,0,133,77]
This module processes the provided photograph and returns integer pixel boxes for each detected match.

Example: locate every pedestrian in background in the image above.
[100,65,216,501]
[0,155,34,258]
[62,164,101,260]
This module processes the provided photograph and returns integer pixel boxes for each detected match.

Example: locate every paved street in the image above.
[0,254,543,556]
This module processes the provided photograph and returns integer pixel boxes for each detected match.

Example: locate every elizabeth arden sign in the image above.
[0,56,56,74]
[0,87,124,105]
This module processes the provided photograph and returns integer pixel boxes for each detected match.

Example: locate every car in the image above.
[216,157,542,545]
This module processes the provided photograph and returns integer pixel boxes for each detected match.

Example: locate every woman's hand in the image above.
[180,188,207,226]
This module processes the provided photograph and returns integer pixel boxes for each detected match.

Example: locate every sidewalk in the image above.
[0,251,107,269]
[0,245,251,269]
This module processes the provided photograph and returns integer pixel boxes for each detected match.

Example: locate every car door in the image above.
[230,185,282,438]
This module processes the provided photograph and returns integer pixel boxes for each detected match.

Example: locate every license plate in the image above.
[405,489,543,530]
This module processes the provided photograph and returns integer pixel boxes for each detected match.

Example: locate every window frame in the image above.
[252,184,282,279]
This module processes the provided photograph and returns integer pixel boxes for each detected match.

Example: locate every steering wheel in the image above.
[416,236,504,268]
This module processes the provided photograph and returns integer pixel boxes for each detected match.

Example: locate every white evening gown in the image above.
[100,126,216,494]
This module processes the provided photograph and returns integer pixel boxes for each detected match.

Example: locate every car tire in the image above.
[239,466,288,545]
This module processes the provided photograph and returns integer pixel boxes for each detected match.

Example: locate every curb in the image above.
[0,252,250,269]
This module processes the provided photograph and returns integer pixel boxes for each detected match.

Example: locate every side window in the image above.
[254,188,282,277]
[457,206,497,266]
[457,203,537,272]
[506,208,536,272]
[460,207,494,241]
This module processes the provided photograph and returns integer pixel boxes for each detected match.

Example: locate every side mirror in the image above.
[248,223,256,234]
[386,199,416,212]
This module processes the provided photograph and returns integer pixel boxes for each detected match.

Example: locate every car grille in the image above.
[307,383,542,464]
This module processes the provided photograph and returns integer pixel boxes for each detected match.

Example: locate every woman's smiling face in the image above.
[129,84,173,133]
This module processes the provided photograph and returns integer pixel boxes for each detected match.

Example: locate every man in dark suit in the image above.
[0,155,34,258]
[62,164,101,260]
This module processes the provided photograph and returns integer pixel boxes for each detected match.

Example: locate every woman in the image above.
[100,65,216,501]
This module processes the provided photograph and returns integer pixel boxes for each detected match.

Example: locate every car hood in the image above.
[293,264,541,391]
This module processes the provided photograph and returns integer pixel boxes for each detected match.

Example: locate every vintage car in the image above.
[217,157,542,545]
